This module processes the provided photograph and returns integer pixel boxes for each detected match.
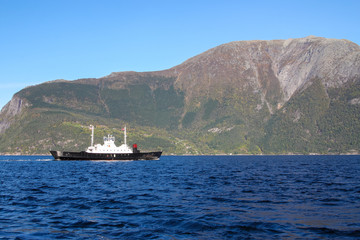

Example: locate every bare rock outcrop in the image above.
[0,96,29,134]
[171,36,360,105]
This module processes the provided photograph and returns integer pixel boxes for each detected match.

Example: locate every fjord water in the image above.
[0,155,359,239]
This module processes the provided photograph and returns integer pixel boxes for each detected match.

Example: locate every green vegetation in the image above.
[182,112,196,128]
[18,82,104,114]
[101,84,184,128]
[262,79,360,154]
[202,99,219,120]
[316,81,360,153]
[1,76,360,155]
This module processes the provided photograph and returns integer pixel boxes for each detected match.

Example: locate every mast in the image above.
[90,125,94,147]
[124,126,127,145]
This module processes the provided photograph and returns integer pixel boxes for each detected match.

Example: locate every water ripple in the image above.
[0,155,359,239]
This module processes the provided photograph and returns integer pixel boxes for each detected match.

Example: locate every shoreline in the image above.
[1,153,359,156]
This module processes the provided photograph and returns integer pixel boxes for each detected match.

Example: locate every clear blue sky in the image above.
[1,0,359,109]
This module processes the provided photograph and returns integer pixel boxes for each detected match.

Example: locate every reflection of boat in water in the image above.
[50,126,162,161]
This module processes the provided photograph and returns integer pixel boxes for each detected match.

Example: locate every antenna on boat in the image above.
[124,126,127,146]
[90,125,94,147]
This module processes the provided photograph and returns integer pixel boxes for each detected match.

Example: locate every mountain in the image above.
[1,36,360,155]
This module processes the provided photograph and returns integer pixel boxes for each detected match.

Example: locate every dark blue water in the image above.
[0,155,359,239]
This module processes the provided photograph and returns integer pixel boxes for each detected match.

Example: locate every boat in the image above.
[50,125,162,160]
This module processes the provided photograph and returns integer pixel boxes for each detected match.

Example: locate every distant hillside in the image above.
[1,36,360,155]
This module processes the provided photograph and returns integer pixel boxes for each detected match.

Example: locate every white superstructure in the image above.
[86,126,133,154]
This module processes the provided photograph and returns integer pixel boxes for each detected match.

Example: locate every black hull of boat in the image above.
[50,150,162,161]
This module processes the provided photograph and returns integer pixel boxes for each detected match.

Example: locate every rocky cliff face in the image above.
[0,96,29,134]
[171,36,360,107]
[1,36,360,154]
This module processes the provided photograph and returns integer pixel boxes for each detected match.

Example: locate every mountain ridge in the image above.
[1,36,360,154]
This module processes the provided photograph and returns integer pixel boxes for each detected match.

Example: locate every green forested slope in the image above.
[2,76,359,155]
